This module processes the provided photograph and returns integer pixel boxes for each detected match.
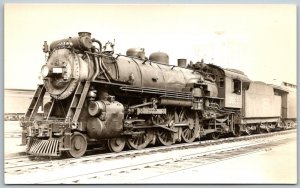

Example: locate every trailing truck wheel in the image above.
[67,132,87,158]
[208,132,221,140]
[107,137,126,153]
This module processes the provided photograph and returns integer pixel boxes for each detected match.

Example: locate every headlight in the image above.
[41,65,49,78]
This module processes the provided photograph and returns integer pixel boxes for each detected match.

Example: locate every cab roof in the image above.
[206,64,251,82]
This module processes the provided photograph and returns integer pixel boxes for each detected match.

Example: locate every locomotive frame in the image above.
[20,32,296,158]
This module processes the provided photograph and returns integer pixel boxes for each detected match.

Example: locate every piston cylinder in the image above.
[87,100,124,139]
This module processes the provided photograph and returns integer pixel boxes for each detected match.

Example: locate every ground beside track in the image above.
[4,121,26,157]
[136,135,297,184]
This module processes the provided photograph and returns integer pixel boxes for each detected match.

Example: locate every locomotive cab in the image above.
[222,69,250,109]
[204,65,251,109]
[197,64,251,137]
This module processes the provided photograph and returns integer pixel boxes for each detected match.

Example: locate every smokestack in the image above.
[78,32,91,37]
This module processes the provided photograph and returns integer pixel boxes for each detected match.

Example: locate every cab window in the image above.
[219,77,224,88]
[233,79,241,95]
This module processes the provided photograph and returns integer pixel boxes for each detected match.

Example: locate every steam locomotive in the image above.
[20,32,297,158]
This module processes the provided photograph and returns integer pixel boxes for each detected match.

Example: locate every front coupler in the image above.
[20,120,71,156]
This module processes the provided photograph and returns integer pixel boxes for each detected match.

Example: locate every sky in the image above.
[4,4,296,89]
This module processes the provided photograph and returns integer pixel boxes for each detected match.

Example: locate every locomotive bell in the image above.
[103,41,114,54]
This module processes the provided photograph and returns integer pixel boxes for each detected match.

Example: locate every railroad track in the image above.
[4,129,296,184]
[5,132,22,138]
[4,129,295,171]
[50,136,294,184]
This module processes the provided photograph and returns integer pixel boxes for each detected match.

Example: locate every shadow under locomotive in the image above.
[20,32,297,158]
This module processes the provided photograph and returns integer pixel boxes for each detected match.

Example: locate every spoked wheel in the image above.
[157,129,174,146]
[154,110,176,146]
[258,123,265,134]
[233,124,242,137]
[265,123,271,133]
[107,137,126,153]
[67,132,87,158]
[179,109,199,143]
[290,121,296,129]
[209,131,221,140]
[245,125,252,135]
[126,130,154,150]
[207,120,221,140]
[285,120,296,129]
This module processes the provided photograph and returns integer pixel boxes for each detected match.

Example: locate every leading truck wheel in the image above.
[107,137,126,153]
[67,132,87,158]
[208,132,221,140]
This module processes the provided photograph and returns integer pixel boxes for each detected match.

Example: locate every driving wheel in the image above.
[126,130,154,150]
[155,110,176,146]
[180,109,199,143]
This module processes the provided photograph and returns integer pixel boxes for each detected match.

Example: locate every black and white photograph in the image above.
[4,3,297,184]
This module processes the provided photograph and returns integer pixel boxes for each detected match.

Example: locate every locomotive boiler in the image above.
[20,32,296,158]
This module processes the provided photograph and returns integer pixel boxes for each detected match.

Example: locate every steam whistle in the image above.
[43,41,49,53]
